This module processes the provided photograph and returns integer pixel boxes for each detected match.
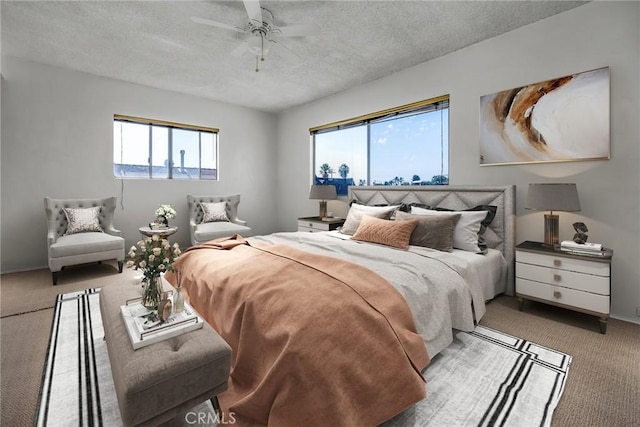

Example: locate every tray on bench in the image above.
[120,299,204,349]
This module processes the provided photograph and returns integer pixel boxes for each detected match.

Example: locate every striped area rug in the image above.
[35,289,122,426]
[36,290,570,426]
[384,326,572,427]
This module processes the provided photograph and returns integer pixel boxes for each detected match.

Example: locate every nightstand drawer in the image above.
[516,278,610,314]
[516,262,610,295]
[516,250,610,277]
[298,220,331,231]
[298,226,322,233]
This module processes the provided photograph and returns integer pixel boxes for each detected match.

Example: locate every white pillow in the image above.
[340,204,400,235]
[410,206,488,253]
[200,202,229,223]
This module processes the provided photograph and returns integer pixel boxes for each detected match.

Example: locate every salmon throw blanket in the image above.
[169,235,430,426]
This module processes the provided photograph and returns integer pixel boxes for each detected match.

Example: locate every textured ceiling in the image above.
[1,1,587,113]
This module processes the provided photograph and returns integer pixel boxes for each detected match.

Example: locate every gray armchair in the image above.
[187,194,252,246]
[44,196,125,285]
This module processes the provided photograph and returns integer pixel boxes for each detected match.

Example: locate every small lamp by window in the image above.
[309,185,337,218]
[525,183,581,247]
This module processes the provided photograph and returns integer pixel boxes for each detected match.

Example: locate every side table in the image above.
[297,216,345,233]
[139,225,178,238]
[515,240,612,333]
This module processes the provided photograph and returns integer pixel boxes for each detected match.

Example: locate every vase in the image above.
[156,215,169,227]
[174,285,185,313]
[142,275,163,310]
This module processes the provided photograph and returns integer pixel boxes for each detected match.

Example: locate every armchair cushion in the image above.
[200,202,230,223]
[50,233,124,258]
[64,206,103,234]
[194,222,252,243]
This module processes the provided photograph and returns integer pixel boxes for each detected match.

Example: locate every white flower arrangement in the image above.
[125,234,182,282]
[155,204,176,219]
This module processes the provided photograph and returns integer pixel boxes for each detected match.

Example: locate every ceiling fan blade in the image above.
[274,23,321,38]
[191,16,246,33]
[243,0,263,25]
[269,40,299,62]
[230,41,249,57]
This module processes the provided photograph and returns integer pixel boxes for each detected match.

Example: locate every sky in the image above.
[314,109,449,184]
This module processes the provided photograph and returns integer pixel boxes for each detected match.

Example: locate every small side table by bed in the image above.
[515,240,613,334]
[297,216,345,233]
[139,225,178,238]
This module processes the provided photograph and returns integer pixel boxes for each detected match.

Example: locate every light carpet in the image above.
[36,289,571,426]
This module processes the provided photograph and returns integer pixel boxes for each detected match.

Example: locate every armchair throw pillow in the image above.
[64,206,102,235]
[200,202,230,223]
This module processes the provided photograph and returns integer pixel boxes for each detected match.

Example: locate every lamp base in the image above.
[543,213,559,247]
[318,200,327,218]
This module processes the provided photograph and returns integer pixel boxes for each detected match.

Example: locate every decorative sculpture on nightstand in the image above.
[572,222,589,244]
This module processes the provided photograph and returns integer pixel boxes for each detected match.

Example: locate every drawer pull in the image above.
[553,291,562,298]
[307,223,314,227]
[553,274,562,282]
[553,259,562,267]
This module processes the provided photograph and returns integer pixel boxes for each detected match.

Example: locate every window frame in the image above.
[310,95,450,192]
[113,114,219,180]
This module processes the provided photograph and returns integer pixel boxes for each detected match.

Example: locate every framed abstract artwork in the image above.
[479,67,610,165]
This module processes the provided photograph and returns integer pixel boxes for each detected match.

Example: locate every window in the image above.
[113,115,218,180]
[311,95,449,195]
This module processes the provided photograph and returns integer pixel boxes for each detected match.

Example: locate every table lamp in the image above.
[309,184,337,218]
[525,183,581,247]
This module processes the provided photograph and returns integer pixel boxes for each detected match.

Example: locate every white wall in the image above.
[276,2,640,322]
[1,57,278,273]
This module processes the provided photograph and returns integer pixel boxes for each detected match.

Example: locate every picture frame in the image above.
[479,67,610,166]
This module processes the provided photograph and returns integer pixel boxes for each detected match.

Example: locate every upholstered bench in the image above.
[100,280,232,426]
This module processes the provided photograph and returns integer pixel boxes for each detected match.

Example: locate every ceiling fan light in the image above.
[247,34,270,57]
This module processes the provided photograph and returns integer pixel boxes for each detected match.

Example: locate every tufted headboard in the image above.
[348,185,516,295]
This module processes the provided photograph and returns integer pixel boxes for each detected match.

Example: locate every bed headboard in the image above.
[348,185,516,295]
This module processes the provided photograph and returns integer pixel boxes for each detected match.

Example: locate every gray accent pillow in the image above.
[64,206,102,235]
[200,202,229,223]
[395,211,461,252]
[410,206,488,253]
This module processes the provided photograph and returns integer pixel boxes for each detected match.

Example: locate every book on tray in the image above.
[560,240,603,251]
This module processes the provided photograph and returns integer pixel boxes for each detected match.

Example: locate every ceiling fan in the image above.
[192,0,320,72]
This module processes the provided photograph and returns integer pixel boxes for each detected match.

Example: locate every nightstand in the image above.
[515,241,613,334]
[297,216,345,233]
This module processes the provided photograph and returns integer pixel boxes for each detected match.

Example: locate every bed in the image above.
[170,185,515,426]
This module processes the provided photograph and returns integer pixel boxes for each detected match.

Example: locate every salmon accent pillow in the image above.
[351,215,418,250]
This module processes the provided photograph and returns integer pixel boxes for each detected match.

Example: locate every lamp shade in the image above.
[309,185,337,200]
[525,183,581,212]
